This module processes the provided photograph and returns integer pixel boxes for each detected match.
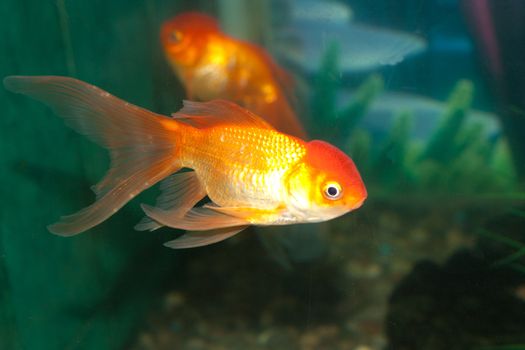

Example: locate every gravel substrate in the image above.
[132,201,525,350]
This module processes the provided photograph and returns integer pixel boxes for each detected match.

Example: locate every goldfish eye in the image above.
[323,182,342,200]
[169,30,183,44]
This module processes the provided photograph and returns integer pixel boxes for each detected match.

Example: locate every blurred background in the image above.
[1,0,525,349]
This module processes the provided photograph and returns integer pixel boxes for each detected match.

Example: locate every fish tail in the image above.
[4,76,182,236]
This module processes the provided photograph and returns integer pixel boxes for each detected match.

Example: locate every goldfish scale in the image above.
[180,126,305,209]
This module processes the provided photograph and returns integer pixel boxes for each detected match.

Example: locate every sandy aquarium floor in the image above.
[131,200,525,350]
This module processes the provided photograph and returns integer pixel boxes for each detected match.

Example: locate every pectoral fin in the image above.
[163,226,249,249]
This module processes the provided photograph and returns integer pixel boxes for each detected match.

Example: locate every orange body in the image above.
[4,76,366,248]
[161,12,306,138]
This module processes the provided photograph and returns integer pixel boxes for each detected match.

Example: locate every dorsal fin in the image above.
[171,99,275,130]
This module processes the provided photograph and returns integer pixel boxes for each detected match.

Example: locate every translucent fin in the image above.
[171,99,274,130]
[135,171,207,231]
[4,76,181,235]
[256,228,294,271]
[276,22,426,73]
[257,225,328,269]
[276,224,328,262]
[141,205,248,231]
[163,226,248,249]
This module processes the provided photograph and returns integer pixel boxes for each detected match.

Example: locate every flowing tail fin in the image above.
[4,76,181,236]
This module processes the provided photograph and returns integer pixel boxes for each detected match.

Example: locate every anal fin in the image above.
[135,171,206,231]
[163,226,249,249]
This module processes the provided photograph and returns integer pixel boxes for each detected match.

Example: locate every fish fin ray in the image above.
[135,171,207,231]
[163,226,248,249]
[4,76,181,235]
[142,205,248,231]
[171,99,274,130]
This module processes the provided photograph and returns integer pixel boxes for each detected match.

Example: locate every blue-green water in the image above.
[1,1,525,349]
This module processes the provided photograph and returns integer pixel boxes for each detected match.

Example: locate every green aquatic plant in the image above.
[336,73,383,143]
[418,79,474,164]
[311,43,519,196]
[410,80,516,192]
[369,111,413,190]
[310,43,383,142]
[479,228,525,272]
[310,41,340,137]
[345,128,372,175]
[477,209,525,274]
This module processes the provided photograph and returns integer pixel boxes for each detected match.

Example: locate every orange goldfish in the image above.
[161,12,307,138]
[4,76,366,248]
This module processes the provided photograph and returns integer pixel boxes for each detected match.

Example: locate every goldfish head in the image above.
[286,140,367,222]
[161,12,220,67]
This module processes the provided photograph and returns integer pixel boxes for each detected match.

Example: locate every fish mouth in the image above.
[288,189,365,223]
[301,205,352,223]
[348,196,366,210]
[312,198,365,222]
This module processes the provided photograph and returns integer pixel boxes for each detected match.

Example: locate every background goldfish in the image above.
[4,75,366,248]
[161,12,307,138]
